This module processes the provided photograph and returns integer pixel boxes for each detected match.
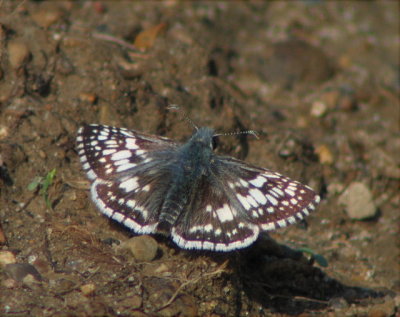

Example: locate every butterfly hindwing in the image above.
[171,175,259,251]
[91,170,171,234]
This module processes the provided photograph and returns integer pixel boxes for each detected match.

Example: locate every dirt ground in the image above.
[0,1,399,316]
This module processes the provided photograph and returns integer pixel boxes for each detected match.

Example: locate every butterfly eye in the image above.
[211,137,219,150]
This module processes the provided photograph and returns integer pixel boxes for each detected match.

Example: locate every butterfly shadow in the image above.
[159,232,386,315]
[219,235,387,315]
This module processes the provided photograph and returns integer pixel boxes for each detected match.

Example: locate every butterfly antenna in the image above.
[167,105,198,131]
[214,130,259,139]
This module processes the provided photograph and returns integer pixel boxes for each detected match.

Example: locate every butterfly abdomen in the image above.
[156,168,192,232]
[157,131,215,231]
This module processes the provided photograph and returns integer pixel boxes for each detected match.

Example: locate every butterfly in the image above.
[76,124,320,251]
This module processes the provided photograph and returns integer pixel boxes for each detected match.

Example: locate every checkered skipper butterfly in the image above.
[77,123,320,251]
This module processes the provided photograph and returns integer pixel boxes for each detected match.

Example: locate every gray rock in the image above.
[339,182,377,220]
[5,263,43,282]
[120,235,158,262]
[8,41,31,69]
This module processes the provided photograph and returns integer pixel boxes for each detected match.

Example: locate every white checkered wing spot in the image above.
[171,155,320,251]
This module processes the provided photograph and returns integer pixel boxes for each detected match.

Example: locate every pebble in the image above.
[310,100,328,118]
[133,23,167,51]
[0,225,7,244]
[30,257,51,276]
[315,144,334,165]
[153,263,171,275]
[8,41,30,69]
[79,92,98,105]
[80,283,96,296]
[31,7,63,28]
[338,182,377,220]
[320,90,340,109]
[120,235,158,262]
[143,263,171,277]
[337,92,357,112]
[0,251,16,267]
[52,278,77,293]
[2,278,17,288]
[0,126,9,139]
[119,295,142,309]
[116,57,147,79]
[22,274,42,288]
[4,263,43,282]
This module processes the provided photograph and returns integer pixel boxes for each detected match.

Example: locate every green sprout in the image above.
[296,247,328,267]
[28,168,57,208]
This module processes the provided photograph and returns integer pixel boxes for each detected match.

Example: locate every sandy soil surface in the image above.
[0,2,399,316]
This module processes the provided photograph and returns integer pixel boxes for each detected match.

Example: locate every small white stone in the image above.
[0,251,17,267]
[339,182,377,220]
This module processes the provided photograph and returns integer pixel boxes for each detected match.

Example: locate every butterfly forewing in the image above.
[76,124,178,180]
[216,156,320,231]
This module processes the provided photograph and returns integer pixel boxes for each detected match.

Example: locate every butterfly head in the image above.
[190,127,217,150]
